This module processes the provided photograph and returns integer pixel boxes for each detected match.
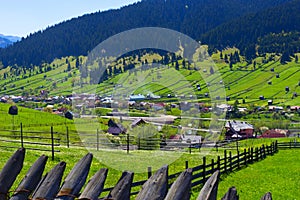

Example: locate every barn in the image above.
[107,119,127,135]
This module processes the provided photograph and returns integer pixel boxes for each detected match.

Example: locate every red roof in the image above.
[169,135,181,140]
[259,129,289,138]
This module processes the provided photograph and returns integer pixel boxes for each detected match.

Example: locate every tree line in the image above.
[201,0,300,60]
[0,0,292,68]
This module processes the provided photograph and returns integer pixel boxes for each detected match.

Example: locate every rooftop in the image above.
[225,121,254,131]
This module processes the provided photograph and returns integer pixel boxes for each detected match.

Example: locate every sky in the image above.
[0,0,139,37]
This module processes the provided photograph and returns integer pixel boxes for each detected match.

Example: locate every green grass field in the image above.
[0,138,298,199]
[217,149,300,200]
[0,144,226,198]
[0,101,298,199]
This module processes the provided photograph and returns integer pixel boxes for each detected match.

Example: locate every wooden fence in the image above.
[0,120,290,163]
[0,142,278,200]
[0,123,60,160]
[276,140,300,149]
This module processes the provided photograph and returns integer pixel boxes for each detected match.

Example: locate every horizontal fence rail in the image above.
[276,140,300,149]
[0,123,60,160]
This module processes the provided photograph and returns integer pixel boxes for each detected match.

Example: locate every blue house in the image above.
[129,94,145,101]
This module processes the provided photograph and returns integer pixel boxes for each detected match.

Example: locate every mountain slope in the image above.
[0,34,20,48]
[0,0,291,67]
[201,0,300,54]
[0,37,12,48]
[0,34,20,42]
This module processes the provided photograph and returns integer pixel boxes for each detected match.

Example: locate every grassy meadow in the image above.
[217,149,300,200]
[0,137,298,199]
[0,100,299,199]
[0,144,225,198]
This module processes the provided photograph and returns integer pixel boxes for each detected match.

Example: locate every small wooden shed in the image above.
[108,119,127,135]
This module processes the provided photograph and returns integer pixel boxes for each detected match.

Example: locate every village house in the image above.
[225,120,254,139]
[152,103,165,111]
[180,134,202,144]
[268,106,284,112]
[259,129,290,138]
[131,118,147,128]
[290,106,300,112]
[129,94,145,101]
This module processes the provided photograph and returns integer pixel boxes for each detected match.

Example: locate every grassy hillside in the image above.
[0,103,70,129]
[0,56,83,96]
[217,149,300,199]
[218,54,300,105]
[0,51,299,106]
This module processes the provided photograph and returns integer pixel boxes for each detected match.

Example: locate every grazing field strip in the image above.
[217,149,300,200]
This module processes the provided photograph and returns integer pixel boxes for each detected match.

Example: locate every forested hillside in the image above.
[0,0,293,67]
[201,0,300,57]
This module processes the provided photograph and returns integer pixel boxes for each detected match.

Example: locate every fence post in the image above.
[185,161,189,169]
[202,156,206,183]
[189,145,192,154]
[66,126,70,148]
[271,142,274,155]
[138,137,141,150]
[148,167,152,179]
[127,133,130,154]
[224,150,227,173]
[97,129,99,151]
[20,123,24,148]
[255,147,258,161]
[229,151,232,172]
[51,126,55,161]
[217,156,221,171]
[251,147,254,163]
[244,149,247,166]
[237,151,240,169]
[211,159,215,173]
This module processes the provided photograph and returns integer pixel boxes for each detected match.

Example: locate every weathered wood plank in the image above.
[197,170,220,200]
[165,168,193,200]
[261,192,272,200]
[78,168,108,200]
[0,148,25,200]
[10,155,48,200]
[136,165,168,200]
[106,171,134,200]
[221,187,239,200]
[32,161,66,200]
[56,153,93,200]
